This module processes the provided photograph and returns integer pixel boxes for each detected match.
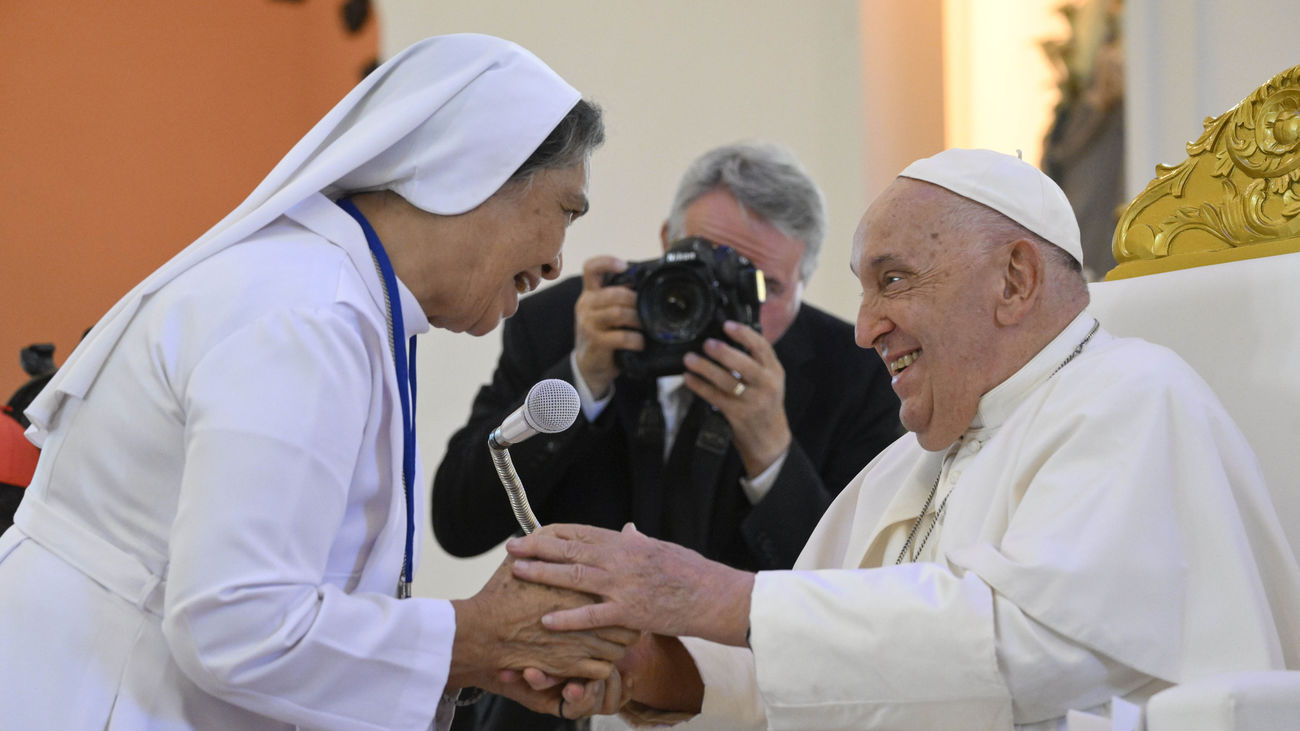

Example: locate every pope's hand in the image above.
[488,665,629,719]
[507,523,754,647]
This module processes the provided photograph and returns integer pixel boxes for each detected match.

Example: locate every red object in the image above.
[0,411,38,487]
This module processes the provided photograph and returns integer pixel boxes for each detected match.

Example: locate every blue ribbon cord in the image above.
[337,198,417,590]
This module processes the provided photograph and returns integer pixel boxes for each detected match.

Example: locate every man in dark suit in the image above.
[432,142,901,730]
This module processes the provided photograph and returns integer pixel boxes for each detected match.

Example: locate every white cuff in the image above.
[569,351,614,422]
[676,637,766,729]
[739,450,788,504]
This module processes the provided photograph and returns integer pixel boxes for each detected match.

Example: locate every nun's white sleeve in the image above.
[160,303,453,730]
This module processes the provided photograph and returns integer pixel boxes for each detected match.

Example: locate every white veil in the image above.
[27,33,580,442]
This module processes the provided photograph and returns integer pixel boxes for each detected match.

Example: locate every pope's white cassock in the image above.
[667,313,1300,730]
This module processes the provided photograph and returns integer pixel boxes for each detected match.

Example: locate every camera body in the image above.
[602,237,766,379]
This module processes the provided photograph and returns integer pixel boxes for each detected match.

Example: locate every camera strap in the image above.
[694,409,732,456]
[659,397,731,547]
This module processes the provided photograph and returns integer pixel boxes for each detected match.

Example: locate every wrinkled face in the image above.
[407,163,589,336]
[670,188,806,343]
[851,180,1004,450]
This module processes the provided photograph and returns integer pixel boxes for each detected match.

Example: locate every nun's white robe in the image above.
[0,195,455,730]
[669,314,1300,730]
[0,32,582,730]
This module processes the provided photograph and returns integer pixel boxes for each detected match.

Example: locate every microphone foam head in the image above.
[522,378,580,434]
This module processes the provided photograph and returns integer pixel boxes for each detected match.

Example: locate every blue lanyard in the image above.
[336,198,417,596]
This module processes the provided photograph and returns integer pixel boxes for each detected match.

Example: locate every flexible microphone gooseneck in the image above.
[489,378,580,534]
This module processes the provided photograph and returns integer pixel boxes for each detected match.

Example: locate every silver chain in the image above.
[894,319,1099,565]
[1051,319,1100,378]
[894,468,944,564]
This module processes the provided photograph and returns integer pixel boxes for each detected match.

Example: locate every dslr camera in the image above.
[602,237,766,379]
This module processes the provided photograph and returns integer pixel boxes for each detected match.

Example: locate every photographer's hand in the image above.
[683,321,792,477]
[573,256,643,398]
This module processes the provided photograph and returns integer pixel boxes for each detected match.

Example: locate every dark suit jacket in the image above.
[432,275,901,570]
[434,276,901,731]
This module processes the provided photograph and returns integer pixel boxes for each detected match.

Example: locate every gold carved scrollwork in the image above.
[1108,65,1300,279]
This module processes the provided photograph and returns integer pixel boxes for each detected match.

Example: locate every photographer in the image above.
[432,142,901,730]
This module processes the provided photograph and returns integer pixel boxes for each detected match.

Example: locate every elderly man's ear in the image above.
[995,238,1044,327]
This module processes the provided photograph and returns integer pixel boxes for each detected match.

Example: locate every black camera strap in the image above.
[628,393,667,537]
[658,398,733,549]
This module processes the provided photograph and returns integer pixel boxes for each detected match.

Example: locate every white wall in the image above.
[1124,0,1298,198]
[373,1,871,599]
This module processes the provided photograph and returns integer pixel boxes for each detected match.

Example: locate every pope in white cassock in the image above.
[0,34,638,730]
[506,148,1300,729]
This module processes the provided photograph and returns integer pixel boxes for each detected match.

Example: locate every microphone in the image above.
[490,378,580,448]
[488,379,580,533]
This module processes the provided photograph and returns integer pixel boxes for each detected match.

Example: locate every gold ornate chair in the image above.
[1087,64,1300,730]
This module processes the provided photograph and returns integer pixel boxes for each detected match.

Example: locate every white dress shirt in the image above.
[571,355,785,503]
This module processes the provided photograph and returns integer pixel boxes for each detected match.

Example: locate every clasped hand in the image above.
[500,523,757,718]
[449,556,639,718]
[507,523,754,647]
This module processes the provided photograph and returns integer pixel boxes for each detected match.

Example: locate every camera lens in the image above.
[639,268,713,344]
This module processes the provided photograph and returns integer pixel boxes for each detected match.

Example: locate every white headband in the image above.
[28,33,581,438]
[899,148,1083,264]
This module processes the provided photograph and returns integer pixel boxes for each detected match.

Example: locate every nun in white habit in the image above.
[0,33,631,730]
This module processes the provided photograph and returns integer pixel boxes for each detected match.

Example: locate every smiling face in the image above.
[850,179,1010,450]
[369,163,589,337]
[667,188,806,343]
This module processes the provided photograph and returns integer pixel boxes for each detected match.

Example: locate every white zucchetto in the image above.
[899,148,1084,264]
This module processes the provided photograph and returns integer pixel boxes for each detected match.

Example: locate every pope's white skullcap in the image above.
[898,148,1082,264]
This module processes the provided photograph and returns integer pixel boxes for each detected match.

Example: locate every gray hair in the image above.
[665,142,827,283]
[508,99,605,183]
[944,193,1089,299]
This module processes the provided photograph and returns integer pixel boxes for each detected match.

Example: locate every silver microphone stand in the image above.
[488,432,541,534]
[487,379,580,534]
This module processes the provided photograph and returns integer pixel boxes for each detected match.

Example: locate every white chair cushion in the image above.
[1088,252,1300,560]
[1145,671,1300,731]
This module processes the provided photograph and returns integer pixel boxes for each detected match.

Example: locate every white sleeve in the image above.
[994,599,1151,724]
[682,638,766,729]
[748,565,1013,730]
[738,450,788,504]
[747,564,1151,729]
[160,304,452,731]
[570,350,614,422]
[618,638,765,730]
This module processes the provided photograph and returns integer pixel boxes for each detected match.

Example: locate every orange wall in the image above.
[1,2,378,397]
[859,0,947,204]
